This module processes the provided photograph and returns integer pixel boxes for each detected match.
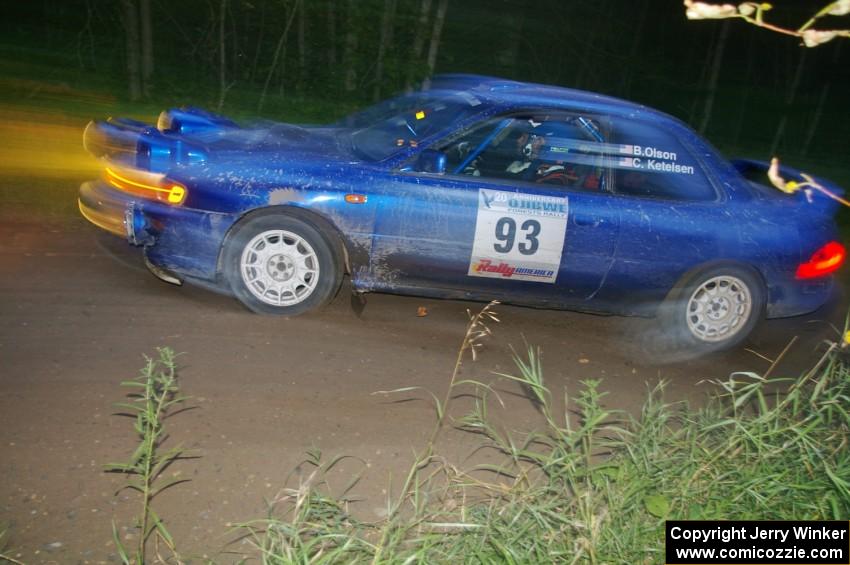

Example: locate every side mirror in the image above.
[417,149,446,174]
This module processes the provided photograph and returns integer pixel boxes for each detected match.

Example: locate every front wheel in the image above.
[662,266,765,353]
[222,214,342,315]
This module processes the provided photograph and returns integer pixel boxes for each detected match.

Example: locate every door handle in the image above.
[574,215,601,227]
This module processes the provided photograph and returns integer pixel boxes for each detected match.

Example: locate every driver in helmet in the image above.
[505,120,546,176]
[506,118,601,189]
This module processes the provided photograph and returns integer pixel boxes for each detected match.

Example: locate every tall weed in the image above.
[240,306,850,563]
[106,347,189,564]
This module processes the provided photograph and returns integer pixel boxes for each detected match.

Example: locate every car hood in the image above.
[83,107,359,173]
[192,123,355,162]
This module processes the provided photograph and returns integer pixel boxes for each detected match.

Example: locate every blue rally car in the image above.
[79,75,845,352]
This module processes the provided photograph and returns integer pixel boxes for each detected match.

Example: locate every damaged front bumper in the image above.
[78,180,238,285]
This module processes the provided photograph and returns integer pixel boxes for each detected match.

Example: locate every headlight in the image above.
[104,166,187,205]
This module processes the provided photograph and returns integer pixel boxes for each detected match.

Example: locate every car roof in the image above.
[429,73,683,126]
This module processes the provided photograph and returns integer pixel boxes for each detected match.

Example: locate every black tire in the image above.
[222,213,342,315]
[659,265,765,353]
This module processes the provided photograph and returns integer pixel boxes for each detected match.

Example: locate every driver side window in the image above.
[438,114,609,192]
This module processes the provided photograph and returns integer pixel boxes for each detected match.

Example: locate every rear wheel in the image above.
[223,214,341,315]
[663,266,765,352]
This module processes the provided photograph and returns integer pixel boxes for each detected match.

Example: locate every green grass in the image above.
[0,306,839,562]
[237,305,850,563]
[0,525,24,565]
[105,348,189,565]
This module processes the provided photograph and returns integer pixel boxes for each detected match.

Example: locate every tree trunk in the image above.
[121,0,142,101]
[770,48,807,155]
[574,0,609,89]
[688,24,718,124]
[802,42,840,156]
[373,0,397,101]
[258,1,298,112]
[326,1,338,67]
[698,20,730,135]
[497,0,524,79]
[404,0,432,91]
[343,0,358,92]
[621,0,648,97]
[249,1,267,84]
[801,85,830,156]
[77,0,96,69]
[297,0,306,95]
[422,0,448,90]
[217,0,227,110]
[140,0,153,97]
[731,34,756,148]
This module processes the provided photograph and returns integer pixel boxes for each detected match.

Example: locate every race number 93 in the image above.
[468,189,568,284]
[494,217,540,255]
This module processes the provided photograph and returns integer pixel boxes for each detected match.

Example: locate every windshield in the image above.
[343,91,486,162]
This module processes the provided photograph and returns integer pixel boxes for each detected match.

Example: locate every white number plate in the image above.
[468,189,568,284]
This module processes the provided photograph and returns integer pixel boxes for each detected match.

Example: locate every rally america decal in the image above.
[468,189,568,284]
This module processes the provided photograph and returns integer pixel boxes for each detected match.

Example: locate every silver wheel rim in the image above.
[685,275,752,343]
[240,229,320,307]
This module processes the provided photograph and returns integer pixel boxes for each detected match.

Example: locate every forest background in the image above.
[1,0,848,188]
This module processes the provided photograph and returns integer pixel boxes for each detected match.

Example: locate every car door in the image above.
[364,113,621,308]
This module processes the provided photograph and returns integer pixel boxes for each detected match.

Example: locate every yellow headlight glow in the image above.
[104,166,187,205]
[167,185,185,203]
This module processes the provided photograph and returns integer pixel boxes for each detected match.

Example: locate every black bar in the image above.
[666,521,849,564]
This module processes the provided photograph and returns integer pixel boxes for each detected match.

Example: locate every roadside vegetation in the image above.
[0,526,23,565]
[105,348,188,565]
[2,309,845,562]
[231,304,850,563]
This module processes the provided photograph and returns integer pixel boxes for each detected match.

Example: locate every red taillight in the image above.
[796,241,846,279]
